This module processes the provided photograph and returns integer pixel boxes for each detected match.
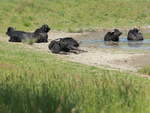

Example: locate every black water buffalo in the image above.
[6,24,50,43]
[34,24,50,42]
[127,28,144,41]
[48,37,86,54]
[104,29,122,41]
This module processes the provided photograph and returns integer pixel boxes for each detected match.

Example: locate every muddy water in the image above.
[77,31,150,50]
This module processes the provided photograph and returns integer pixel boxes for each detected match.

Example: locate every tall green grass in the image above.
[0,40,150,113]
[1,0,150,33]
[139,66,150,75]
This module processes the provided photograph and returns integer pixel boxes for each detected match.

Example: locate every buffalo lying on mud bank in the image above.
[48,37,87,54]
[6,24,50,43]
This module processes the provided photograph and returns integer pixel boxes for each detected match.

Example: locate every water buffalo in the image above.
[48,37,86,54]
[127,28,144,41]
[6,24,50,43]
[104,29,122,41]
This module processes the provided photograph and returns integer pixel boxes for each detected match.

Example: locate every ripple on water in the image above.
[80,37,150,50]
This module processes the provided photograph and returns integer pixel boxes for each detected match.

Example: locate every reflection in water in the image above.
[128,41,143,48]
[104,41,119,47]
[80,37,150,50]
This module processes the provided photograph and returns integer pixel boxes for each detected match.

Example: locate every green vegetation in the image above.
[0,40,150,113]
[1,0,150,33]
[139,66,150,75]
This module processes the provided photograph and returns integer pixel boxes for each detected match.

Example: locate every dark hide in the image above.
[48,37,86,54]
[104,29,122,42]
[6,24,50,43]
[34,24,50,43]
[6,27,34,42]
[127,28,144,41]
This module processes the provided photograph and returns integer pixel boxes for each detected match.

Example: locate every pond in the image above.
[78,31,150,50]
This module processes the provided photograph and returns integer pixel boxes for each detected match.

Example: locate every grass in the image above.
[1,0,150,33]
[0,40,150,113]
[139,66,150,75]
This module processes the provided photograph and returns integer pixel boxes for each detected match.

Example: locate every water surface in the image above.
[78,31,150,50]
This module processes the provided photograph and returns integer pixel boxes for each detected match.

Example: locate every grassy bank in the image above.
[0,40,150,113]
[139,66,150,75]
[1,0,150,33]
